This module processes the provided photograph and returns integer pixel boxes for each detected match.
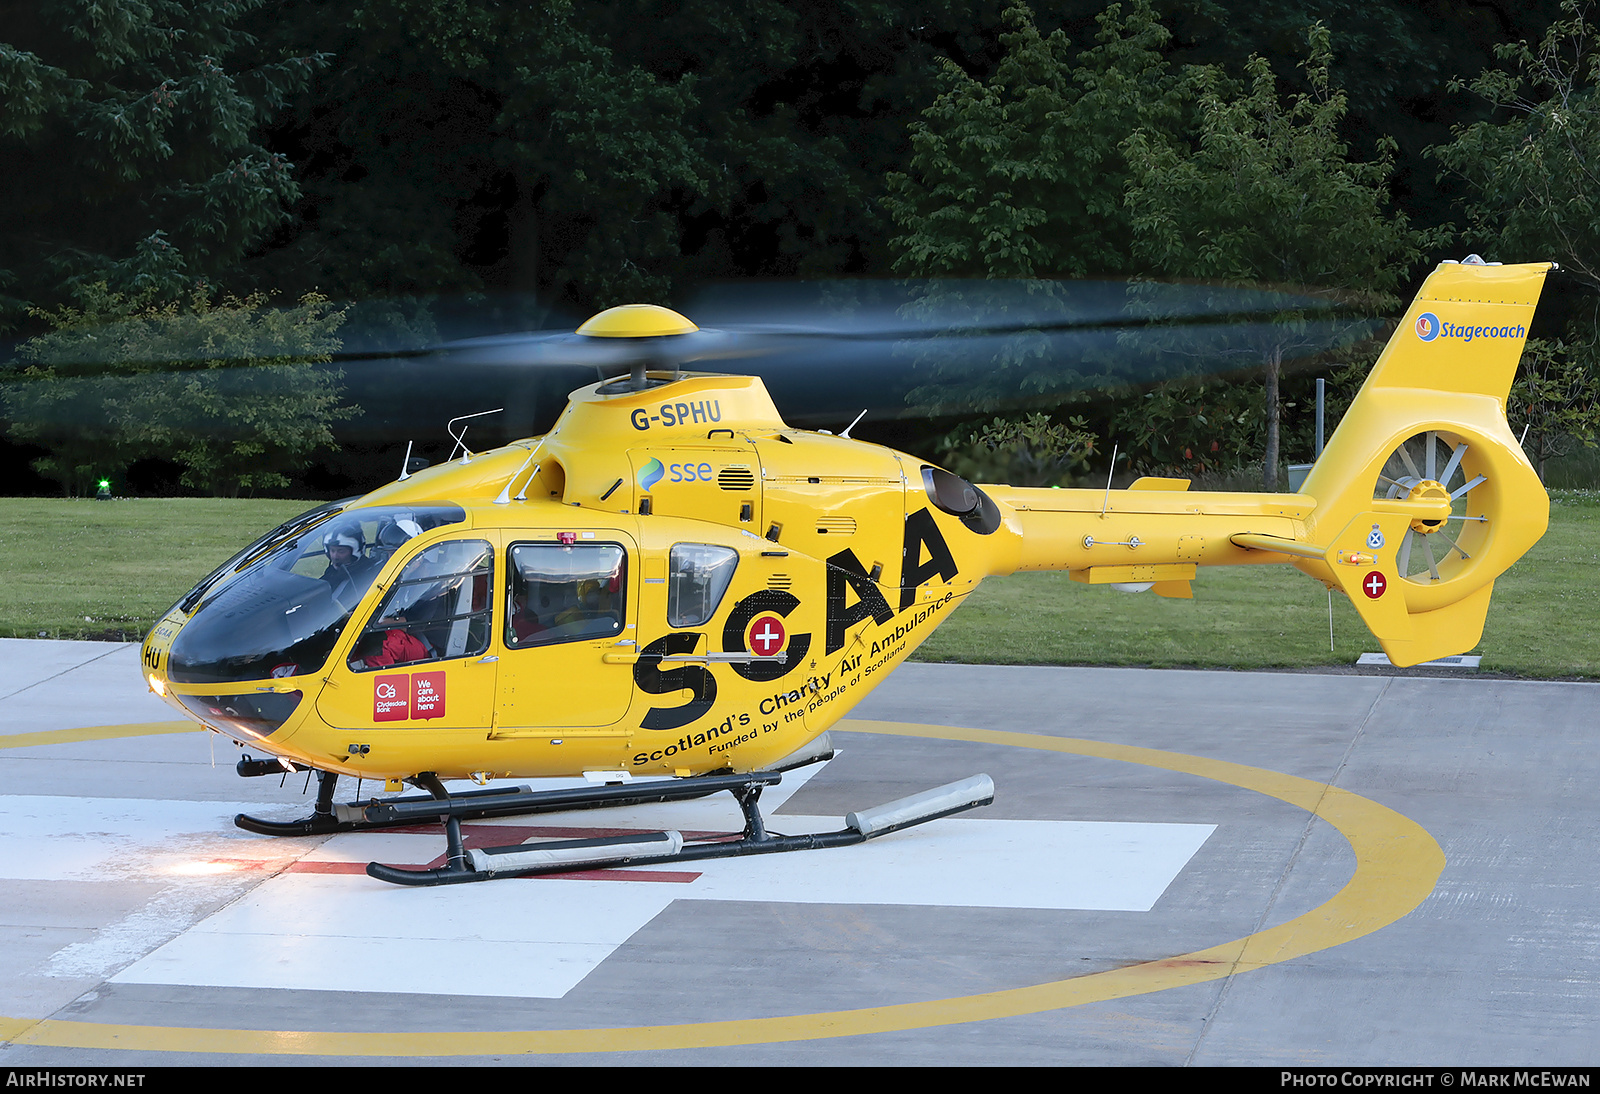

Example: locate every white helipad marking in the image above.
[2,767,1215,999]
[681,817,1212,910]
[0,796,307,982]
[114,874,683,998]
[112,815,1211,998]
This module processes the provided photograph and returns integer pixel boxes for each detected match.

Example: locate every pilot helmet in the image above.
[325,526,365,559]
[376,515,424,549]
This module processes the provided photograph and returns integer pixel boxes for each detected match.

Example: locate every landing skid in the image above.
[365,771,995,887]
[232,751,994,887]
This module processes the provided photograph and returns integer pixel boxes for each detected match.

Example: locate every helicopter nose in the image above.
[141,617,182,701]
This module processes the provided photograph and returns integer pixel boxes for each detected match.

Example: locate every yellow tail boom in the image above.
[980,259,1554,667]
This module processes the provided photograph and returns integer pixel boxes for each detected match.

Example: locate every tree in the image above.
[245,0,707,310]
[1509,336,1600,481]
[4,285,352,496]
[248,0,988,313]
[1122,24,1426,489]
[884,0,1182,281]
[0,0,325,327]
[880,1,1192,435]
[1430,0,1600,293]
[1108,377,1261,478]
[937,411,1097,486]
[1427,1,1600,473]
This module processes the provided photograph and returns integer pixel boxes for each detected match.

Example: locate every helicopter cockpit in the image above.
[165,503,467,686]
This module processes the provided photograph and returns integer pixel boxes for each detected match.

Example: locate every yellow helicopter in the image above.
[139,257,1553,885]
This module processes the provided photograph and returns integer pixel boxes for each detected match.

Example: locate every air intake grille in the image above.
[767,574,792,591]
[815,517,857,535]
[718,466,756,491]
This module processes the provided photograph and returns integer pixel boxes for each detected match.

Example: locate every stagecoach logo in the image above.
[637,458,665,492]
[1415,310,1526,344]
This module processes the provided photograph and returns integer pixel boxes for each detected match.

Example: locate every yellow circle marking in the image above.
[0,718,1443,1056]
[0,722,197,751]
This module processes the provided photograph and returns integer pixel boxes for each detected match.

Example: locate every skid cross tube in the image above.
[363,770,782,825]
[234,771,761,837]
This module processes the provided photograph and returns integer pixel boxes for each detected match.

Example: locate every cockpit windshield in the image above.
[166,505,466,685]
[173,498,353,614]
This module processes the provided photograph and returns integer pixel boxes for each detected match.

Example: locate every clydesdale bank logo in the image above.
[1415,311,1526,343]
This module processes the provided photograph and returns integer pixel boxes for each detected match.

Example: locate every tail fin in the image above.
[1295,259,1554,667]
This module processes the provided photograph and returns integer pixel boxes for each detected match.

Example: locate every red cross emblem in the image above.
[1363,571,1387,599]
[749,615,787,656]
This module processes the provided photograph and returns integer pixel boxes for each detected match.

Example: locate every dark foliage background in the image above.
[3,0,1593,496]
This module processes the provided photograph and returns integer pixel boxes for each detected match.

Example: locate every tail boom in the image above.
[972,260,1554,668]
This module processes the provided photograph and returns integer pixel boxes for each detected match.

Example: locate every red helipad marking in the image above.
[288,861,369,874]
[284,860,700,882]
[287,823,709,881]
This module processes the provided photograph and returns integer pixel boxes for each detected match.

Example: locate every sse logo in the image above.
[638,459,716,490]
[638,458,665,491]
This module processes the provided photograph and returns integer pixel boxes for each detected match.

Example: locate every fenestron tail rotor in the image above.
[1374,431,1490,589]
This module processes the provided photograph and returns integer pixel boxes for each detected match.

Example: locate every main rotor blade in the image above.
[0,278,1386,440]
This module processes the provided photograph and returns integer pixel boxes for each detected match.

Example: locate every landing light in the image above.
[147,674,165,697]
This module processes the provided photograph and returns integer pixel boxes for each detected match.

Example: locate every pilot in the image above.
[322,526,378,588]
[372,515,425,563]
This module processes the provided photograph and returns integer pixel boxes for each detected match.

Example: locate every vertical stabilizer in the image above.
[1292,259,1554,665]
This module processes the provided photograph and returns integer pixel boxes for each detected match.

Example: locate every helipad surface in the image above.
[0,639,1595,1065]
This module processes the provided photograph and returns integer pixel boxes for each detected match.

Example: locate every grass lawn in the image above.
[2,492,1595,677]
[0,497,312,641]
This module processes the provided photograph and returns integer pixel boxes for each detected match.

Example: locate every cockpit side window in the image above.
[667,544,738,627]
[506,543,626,648]
[349,539,493,671]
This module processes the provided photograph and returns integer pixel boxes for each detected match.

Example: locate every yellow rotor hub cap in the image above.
[1405,479,1452,534]
[576,304,698,338]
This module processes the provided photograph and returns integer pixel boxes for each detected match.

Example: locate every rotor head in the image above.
[576,304,699,339]
[578,305,702,392]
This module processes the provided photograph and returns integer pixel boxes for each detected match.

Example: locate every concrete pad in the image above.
[0,640,172,734]
[0,642,1596,1065]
